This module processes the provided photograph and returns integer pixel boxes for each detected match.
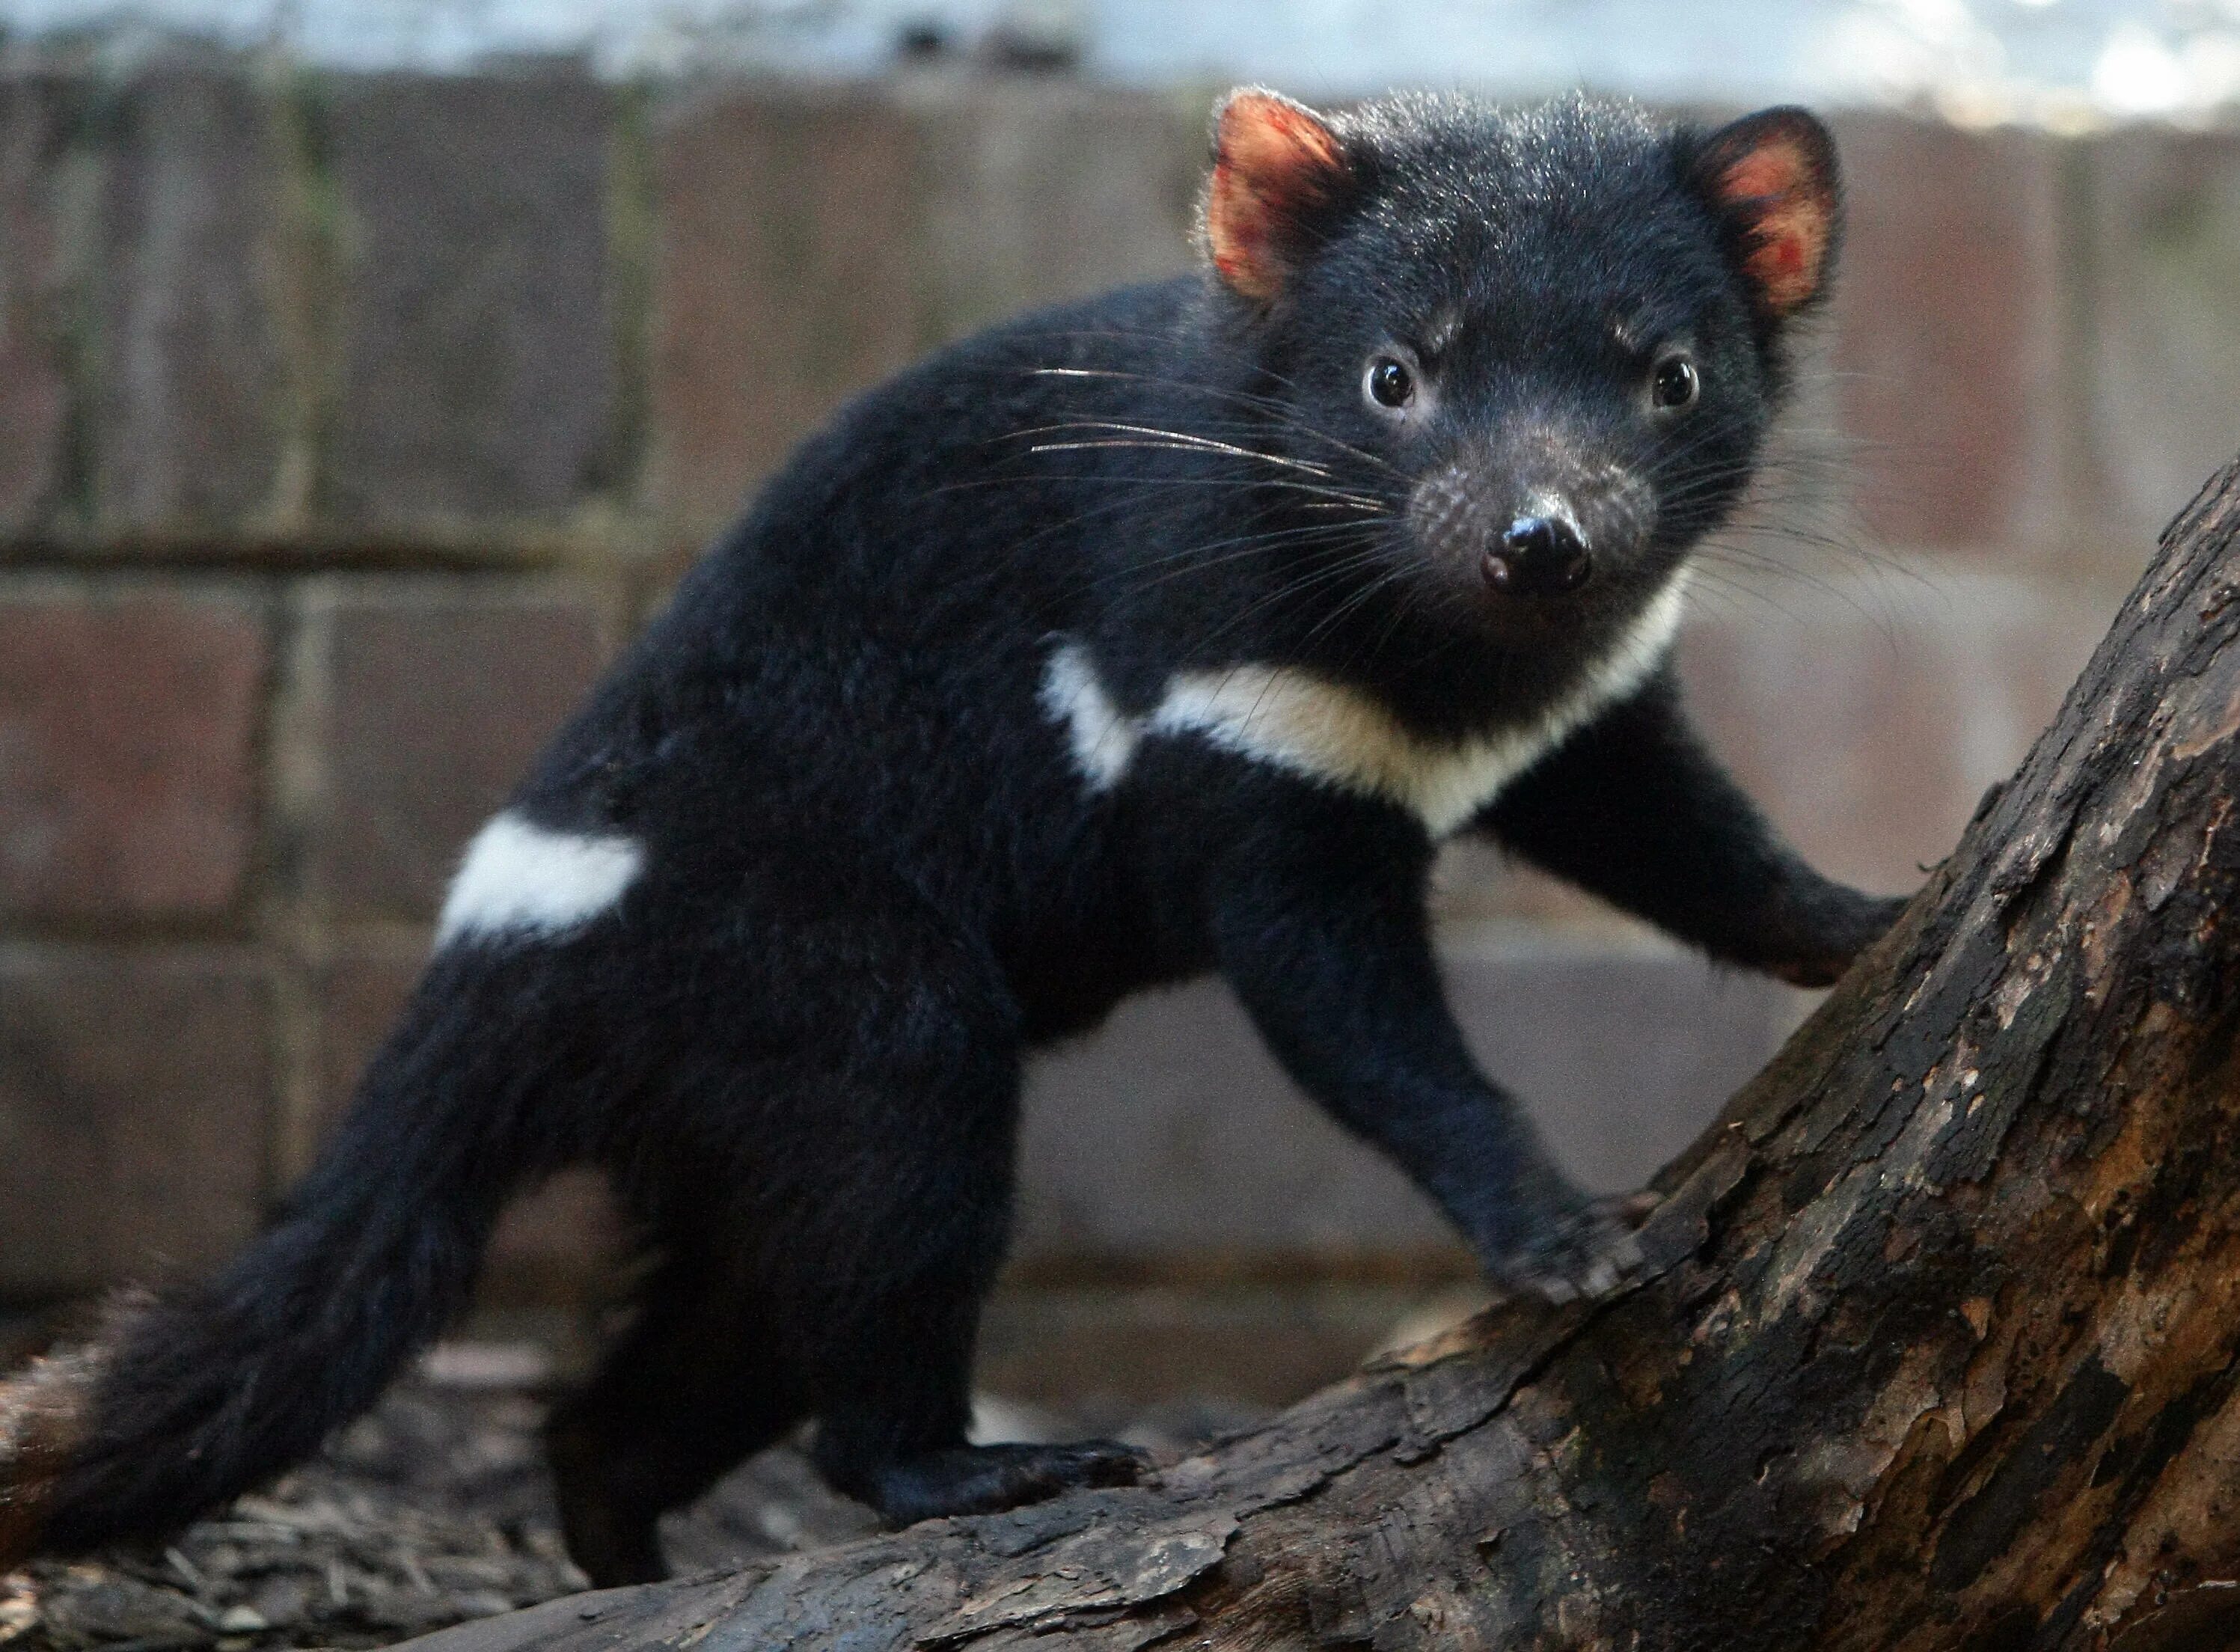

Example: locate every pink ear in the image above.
[1692,108,1840,320]
[1204,89,1352,304]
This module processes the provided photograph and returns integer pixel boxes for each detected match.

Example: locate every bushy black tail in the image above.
[0,1017,528,1564]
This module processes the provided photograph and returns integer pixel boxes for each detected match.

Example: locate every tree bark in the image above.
[407,458,2240,1652]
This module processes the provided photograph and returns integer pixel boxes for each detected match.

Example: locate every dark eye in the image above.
[1366,357,1415,410]
[1651,352,1699,410]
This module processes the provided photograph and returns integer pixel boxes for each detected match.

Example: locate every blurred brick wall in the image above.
[0,64,2223,1308]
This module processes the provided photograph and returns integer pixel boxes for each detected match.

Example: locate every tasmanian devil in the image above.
[0,86,1906,1585]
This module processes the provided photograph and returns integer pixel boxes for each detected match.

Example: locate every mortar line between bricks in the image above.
[0,918,282,946]
[2056,130,2105,538]
[599,78,658,513]
[0,536,679,572]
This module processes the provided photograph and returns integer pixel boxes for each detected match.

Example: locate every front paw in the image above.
[1480,1197,1647,1306]
[1770,890,1910,988]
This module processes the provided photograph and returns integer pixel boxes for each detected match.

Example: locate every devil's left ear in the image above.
[1687,107,1840,323]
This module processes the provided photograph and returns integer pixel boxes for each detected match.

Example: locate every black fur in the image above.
[0,91,1906,1585]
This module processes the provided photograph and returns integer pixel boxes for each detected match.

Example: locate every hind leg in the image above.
[563,861,1142,1545]
[777,987,1146,1526]
[545,1247,803,1586]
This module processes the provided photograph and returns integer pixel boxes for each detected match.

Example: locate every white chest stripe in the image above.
[1044,573,1689,836]
[436,810,645,947]
[1041,641,1140,791]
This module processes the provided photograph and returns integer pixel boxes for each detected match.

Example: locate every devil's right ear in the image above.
[1201,88,1357,306]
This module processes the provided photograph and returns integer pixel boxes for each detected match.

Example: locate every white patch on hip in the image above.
[435,810,645,947]
[1043,572,1689,836]
[1041,640,1141,791]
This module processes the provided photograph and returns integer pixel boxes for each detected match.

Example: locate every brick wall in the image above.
[0,63,2224,1309]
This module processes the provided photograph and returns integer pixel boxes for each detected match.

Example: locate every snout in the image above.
[1408,466,1599,602]
[1485,513,1592,598]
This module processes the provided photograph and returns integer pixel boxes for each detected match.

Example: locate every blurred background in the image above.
[1,0,2235,1423]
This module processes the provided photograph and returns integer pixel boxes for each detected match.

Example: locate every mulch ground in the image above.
[0,1356,1270,1651]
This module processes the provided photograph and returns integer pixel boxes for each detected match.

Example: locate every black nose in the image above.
[1484,514,1593,597]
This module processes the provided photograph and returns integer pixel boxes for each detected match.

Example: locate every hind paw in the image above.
[850,1440,1150,1528]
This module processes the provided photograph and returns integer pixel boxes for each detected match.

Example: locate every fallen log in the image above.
[404,453,2240,1652]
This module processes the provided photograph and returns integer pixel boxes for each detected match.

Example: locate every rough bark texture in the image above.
[403,458,2240,1652]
